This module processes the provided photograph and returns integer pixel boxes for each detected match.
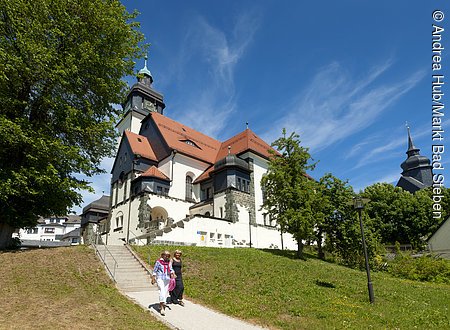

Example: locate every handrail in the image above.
[93,243,118,282]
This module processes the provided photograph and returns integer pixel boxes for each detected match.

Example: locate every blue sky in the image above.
[73,0,448,214]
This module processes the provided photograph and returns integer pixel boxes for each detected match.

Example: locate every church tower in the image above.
[116,55,166,138]
[396,126,433,193]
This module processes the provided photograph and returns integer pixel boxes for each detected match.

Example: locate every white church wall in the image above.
[150,215,297,250]
[158,155,172,181]
[108,203,128,244]
[170,153,210,201]
[213,192,227,218]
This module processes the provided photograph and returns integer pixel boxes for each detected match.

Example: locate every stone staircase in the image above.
[95,244,156,292]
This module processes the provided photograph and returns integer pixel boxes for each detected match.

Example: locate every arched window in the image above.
[185,175,193,201]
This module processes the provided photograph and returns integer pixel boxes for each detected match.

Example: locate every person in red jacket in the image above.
[152,250,175,315]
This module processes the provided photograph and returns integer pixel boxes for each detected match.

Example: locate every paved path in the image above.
[124,289,266,330]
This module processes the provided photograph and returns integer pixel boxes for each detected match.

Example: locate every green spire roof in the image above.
[138,55,153,78]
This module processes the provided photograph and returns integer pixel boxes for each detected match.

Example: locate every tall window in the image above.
[123,174,128,201]
[185,175,193,201]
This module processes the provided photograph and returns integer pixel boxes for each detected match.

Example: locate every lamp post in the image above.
[248,210,252,248]
[353,196,375,304]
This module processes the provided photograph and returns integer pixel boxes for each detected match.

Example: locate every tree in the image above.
[261,129,316,258]
[362,183,443,249]
[315,173,354,259]
[0,0,144,248]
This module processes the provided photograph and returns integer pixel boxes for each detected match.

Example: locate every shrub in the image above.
[387,254,450,284]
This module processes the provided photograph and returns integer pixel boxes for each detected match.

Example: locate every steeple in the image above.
[138,54,153,87]
[116,52,166,139]
[396,125,433,193]
[406,125,420,157]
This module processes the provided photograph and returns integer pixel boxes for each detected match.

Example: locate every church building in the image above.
[396,127,433,193]
[103,57,296,249]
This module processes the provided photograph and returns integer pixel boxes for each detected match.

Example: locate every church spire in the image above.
[396,124,433,193]
[406,124,420,157]
[138,54,153,86]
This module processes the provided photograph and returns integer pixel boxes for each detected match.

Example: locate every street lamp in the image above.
[248,210,252,248]
[353,196,374,304]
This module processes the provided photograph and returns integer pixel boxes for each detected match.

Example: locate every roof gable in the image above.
[140,165,170,181]
[124,130,157,161]
[194,165,214,183]
[216,129,275,161]
[150,112,221,164]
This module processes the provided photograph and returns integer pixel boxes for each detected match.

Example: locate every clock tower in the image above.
[116,55,166,138]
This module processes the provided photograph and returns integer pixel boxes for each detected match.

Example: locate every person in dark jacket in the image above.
[169,249,185,306]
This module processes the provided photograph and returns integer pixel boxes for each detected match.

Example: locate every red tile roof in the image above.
[125,130,157,161]
[193,165,214,183]
[150,112,222,164]
[140,165,170,181]
[216,129,276,161]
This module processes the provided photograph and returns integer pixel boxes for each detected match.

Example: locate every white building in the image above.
[103,58,297,249]
[15,215,81,245]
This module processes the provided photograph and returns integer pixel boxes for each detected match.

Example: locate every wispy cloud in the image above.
[351,169,400,193]
[350,123,429,169]
[264,60,425,152]
[172,9,262,138]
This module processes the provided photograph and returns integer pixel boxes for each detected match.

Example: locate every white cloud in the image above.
[350,123,429,169]
[351,170,400,193]
[264,60,425,152]
[172,10,262,138]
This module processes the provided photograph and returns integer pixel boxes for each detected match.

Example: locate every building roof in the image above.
[140,165,170,181]
[216,129,276,161]
[124,130,157,161]
[147,113,277,166]
[138,56,153,79]
[193,165,214,183]
[64,215,81,224]
[62,227,81,239]
[396,176,426,193]
[396,127,432,193]
[82,195,110,214]
[151,112,222,164]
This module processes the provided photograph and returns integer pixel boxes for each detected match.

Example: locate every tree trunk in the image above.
[317,228,325,260]
[0,222,16,250]
[280,227,284,250]
[297,240,304,259]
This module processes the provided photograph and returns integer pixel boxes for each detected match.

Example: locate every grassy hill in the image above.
[0,246,168,330]
[1,245,449,329]
[135,246,450,330]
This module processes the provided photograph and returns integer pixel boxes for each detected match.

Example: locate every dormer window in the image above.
[181,139,200,148]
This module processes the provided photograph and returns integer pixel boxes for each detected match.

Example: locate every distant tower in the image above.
[116,54,166,139]
[396,126,433,193]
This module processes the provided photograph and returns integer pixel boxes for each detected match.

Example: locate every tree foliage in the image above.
[0,0,144,248]
[261,129,316,258]
[362,183,444,249]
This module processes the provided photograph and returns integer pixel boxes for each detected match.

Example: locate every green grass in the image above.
[135,245,450,330]
[0,246,168,330]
